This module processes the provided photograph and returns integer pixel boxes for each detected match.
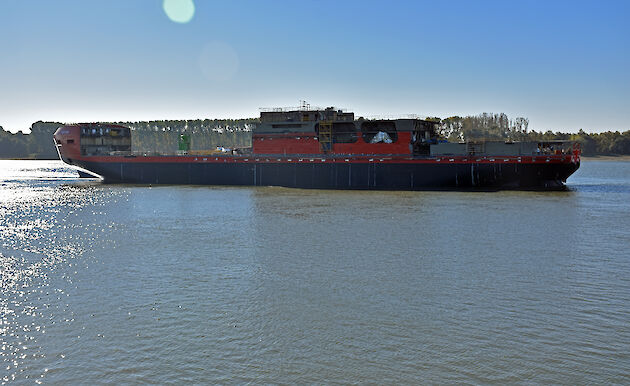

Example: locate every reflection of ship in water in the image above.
[54,105,580,190]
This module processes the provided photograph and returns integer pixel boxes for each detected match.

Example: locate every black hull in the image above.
[72,159,579,190]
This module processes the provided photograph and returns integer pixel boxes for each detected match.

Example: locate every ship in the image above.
[53,105,580,190]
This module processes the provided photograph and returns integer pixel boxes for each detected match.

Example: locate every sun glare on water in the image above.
[163,0,195,24]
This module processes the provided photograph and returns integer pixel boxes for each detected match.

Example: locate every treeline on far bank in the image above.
[0,114,628,159]
[433,113,630,156]
[0,119,256,159]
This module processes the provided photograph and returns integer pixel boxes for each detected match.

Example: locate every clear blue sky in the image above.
[1,0,628,133]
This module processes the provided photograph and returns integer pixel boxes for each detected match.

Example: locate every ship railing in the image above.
[259,106,350,113]
[460,138,579,156]
[109,150,171,156]
[111,149,249,157]
[259,106,322,112]
[362,114,422,120]
[534,140,579,156]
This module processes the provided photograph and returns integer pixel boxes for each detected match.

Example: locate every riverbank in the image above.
[581,155,630,161]
[2,157,58,160]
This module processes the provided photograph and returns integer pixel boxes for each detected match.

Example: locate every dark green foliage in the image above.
[0,131,29,158]
[0,121,59,159]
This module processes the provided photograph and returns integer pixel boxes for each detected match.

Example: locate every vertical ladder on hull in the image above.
[319,121,333,152]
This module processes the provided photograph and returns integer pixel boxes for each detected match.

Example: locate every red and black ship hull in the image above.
[54,117,581,191]
[70,155,579,190]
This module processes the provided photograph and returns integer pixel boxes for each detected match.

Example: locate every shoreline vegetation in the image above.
[581,155,630,161]
[1,113,629,159]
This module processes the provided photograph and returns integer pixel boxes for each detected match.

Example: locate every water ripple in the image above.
[1,160,629,383]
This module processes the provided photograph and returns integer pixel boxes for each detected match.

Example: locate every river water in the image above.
[1,160,629,384]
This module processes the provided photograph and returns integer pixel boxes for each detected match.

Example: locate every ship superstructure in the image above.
[54,106,580,190]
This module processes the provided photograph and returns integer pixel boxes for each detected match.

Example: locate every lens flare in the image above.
[163,0,195,24]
